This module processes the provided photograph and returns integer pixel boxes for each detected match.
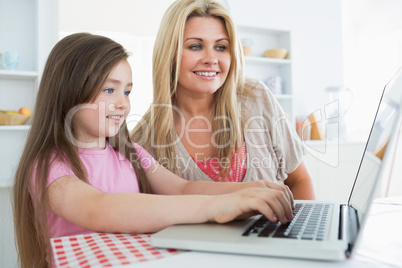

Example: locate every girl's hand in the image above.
[244,181,294,209]
[208,187,294,224]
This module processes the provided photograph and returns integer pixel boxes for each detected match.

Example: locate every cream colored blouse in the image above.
[169,78,305,184]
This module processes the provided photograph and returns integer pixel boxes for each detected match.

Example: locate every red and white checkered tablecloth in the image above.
[51,233,180,267]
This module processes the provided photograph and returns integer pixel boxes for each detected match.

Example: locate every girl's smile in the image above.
[106,114,125,124]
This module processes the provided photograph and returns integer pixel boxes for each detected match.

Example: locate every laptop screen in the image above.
[348,68,402,217]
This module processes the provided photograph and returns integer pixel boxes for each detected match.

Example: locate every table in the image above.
[51,197,402,268]
[51,233,180,267]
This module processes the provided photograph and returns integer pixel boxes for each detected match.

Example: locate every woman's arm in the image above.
[146,163,294,205]
[285,161,316,200]
[46,175,294,234]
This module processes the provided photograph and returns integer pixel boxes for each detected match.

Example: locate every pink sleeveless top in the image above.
[190,141,247,182]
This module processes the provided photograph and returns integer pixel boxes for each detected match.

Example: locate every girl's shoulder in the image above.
[131,142,144,152]
[130,142,156,160]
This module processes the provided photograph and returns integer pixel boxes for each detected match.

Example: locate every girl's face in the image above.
[177,16,231,98]
[72,60,132,149]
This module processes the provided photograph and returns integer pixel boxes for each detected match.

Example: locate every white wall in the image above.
[342,0,402,197]
[228,0,344,118]
[342,0,402,140]
[59,0,175,36]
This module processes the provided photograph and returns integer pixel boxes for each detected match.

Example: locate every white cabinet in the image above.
[0,0,58,184]
[0,1,58,266]
[237,25,293,121]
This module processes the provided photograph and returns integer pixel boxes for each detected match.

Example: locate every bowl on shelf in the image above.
[0,113,30,125]
[263,48,288,59]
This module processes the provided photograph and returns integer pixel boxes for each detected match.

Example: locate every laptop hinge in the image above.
[339,205,360,258]
[338,204,347,240]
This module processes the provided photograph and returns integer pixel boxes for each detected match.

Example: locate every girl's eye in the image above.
[188,44,202,51]
[215,44,227,52]
[124,90,131,96]
[104,88,114,94]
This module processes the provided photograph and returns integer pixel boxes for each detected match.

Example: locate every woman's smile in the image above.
[176,16,231,97]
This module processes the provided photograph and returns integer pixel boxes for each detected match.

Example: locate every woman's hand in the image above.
[208,187,294,224]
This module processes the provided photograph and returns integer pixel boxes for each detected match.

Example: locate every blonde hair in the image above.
[132,0,246,177]
[13,33,150,268]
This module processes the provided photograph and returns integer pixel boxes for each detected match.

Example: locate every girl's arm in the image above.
[46,175,294,234]
[146,163,294,204]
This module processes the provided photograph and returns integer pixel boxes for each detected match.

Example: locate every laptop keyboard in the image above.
[242,203,332,240]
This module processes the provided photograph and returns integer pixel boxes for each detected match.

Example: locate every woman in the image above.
[132,0,315,199]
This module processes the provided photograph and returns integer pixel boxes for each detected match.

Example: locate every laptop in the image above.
[151,68,402,261]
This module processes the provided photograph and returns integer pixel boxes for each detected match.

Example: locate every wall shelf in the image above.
[0,125,31,131]
[0,0,58,186]
[237,24,293,121]
[0,70,38,80]
[0,180,13,188]
[245,56,291,65]
[0,9,58,266]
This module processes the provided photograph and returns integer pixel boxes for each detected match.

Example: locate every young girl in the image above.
[13,33,294,268]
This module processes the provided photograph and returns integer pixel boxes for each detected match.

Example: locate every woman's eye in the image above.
[104,88,114,94]
[188,44,202,51]
[215,44,227,52]
[124,90,131,96]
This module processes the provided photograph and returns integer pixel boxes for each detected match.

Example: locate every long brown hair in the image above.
[132,0,246,177]
[13,33,150,268]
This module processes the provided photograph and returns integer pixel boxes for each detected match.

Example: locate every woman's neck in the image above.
[174,93,214,118]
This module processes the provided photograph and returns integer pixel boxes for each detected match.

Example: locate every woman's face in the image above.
[177,16,231,98]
